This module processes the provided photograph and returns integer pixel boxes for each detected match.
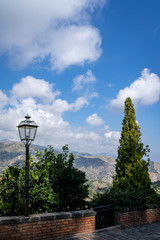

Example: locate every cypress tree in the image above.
[113,97,151,192]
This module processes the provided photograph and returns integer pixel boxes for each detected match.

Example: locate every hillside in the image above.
[0,141,160,185]
[74,154,160,192]
[74,155,115,184]
[152,181,160,194]
[0,141,44,174]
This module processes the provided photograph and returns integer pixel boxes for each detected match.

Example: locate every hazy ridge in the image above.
[0,141,160,184]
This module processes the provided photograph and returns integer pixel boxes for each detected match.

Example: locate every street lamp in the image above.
[17,114,38,216]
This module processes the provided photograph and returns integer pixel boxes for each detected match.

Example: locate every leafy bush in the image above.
[0,145,89,216]
[92,187,160,211]
[0,164,25,215]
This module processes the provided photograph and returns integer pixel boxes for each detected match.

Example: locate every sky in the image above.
[0,0,160,162]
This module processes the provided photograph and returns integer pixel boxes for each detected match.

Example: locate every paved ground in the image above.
[64,221,160,240]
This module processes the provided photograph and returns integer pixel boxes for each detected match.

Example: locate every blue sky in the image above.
[0,0,160,162]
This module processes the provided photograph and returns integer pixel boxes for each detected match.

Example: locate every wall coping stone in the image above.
[0,210,96,225]
[115,206,160,214]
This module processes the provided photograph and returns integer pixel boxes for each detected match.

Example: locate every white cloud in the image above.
[52,97,88,113]
[86,113,104,126]
[72,97,89,111]
[72,70,98,100]
[104,127,121,150]
[0,75,120,156]
[0,90,8,108]
[104,131,120,140]
[11,76,60,103]
[0,0,105,71]
[109,68,160,112]
[49,26,102,71]
[73,69,96,91]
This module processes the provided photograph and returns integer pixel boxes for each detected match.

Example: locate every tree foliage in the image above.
[91,98,160,211]
[0,164,25,215]
[113,97,151,192]
[0,145,89,216]
[92,187,160,211]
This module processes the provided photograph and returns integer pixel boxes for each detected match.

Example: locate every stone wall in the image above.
[0,210,96,240]
[1,207,160,239]
[115,208,160,227]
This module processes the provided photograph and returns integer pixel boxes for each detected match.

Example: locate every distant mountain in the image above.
[74,154,116,183]
[74,154,160,184]
[0,140,160,184]
[0,140,45,173]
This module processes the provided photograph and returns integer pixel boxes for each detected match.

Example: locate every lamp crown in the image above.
[25,114,31,120]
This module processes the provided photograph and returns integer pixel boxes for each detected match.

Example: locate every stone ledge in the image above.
[0,210,96,225]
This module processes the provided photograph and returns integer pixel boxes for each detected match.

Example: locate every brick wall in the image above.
[115,208,160,227]
[0,210,96,240]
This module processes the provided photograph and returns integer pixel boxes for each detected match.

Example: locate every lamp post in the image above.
[17,114,38,216]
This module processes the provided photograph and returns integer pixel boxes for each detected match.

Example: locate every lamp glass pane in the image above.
[25,127,30,140]
[29,127,37,140]
[18,127,25,141]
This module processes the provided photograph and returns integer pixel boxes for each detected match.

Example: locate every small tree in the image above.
[0,145,89,216]
[0,159,56,216]
[35,145,89,211]
[92,97,159,211]
[113,97,151,192]
[0,164,25,215]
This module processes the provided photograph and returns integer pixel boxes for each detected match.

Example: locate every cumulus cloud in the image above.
[0,0,105,71]
[49,26,102,71]
[72,69,96,91]
[0,75,120,155]
[52,97,88,113]
[86,113,104,126]
[72,69,98,100]
[104,126,120,148]
[104,131,120,140]
[11,76,60,103]
[0,90,8,109]
[109,68,160,112]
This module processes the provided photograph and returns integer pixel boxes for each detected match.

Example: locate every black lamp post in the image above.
[17,114,38,216]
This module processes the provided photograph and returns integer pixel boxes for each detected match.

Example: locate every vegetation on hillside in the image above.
[152,181,160,194]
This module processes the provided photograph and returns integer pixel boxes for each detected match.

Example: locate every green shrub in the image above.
[0,145,89,216]
[92,187,160,211]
